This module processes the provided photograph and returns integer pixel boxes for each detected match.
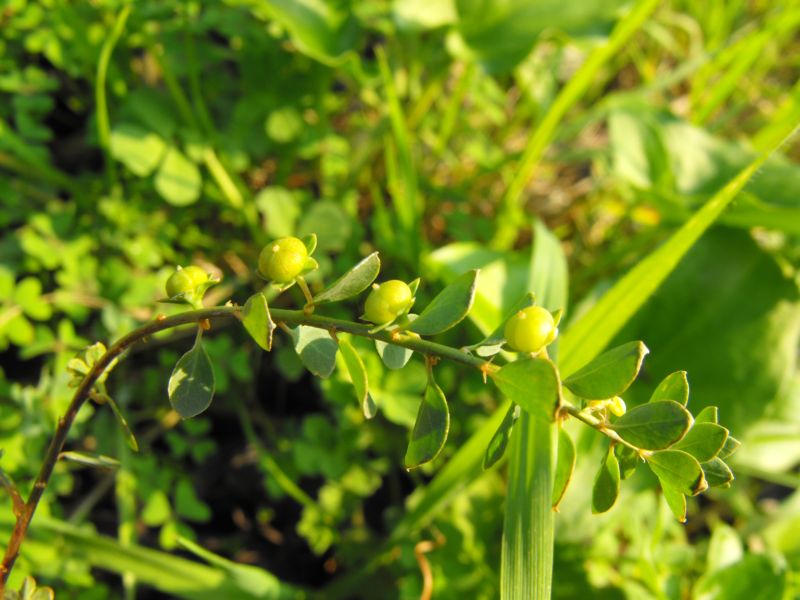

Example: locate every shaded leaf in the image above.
[110,122,166,177]
[59,451,120,470]
[104,394,139,452]
[609,400,691,450]
[615,444,640,480]
[552,428,576,509]
[483,404,518,470]
[408,269,479,336]
[592,446,620,514]
[662,486,687,523]
[648,449,707,496]
[650,370,689,405]
[492,357,561,422]
[313,252,380,305]
[673,422,729,462]
[563,341,649,400]
[155,147,201,206]
[405,373,450,469]
[702,457,734,488]
[168,336,215,418]
[374,339,413,370]
[718,435,741,460]
[291,326,338,378]
[241,292,275,352]
[339,339,375,419]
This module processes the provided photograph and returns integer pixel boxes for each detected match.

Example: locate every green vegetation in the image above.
[1,1,799,599]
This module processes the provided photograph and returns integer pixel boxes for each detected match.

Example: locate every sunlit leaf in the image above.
[313,252,380,305]
[408,269,479,335]
[648,449,707,496]
[563,341,648,400]
[702,457,734,488]
[492,357,561,422]
[673,422,728,462]
[241,292,276,351]
[650,371,689,405]
[609,400,691,450]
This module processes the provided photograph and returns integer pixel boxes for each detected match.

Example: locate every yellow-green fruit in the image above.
[363,280,413,324]
[166,266,208,298]
[259,237,308,283]
[504,306,556,353]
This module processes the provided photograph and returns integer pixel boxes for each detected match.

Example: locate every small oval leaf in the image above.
[592,446,620,514]
[168,337,215,418]
[702,457,734,488]
[405,374,450,469]
[609,400,691,450]
[650,371,689,405]
[339,338,375,419]
[483,404,519,470]
[563,341,649,400]
[241,292,276,351]
[408,269,479,336]
[662,486,687,523]
[648,449,707,496]
[291,326,338,378]
[552,428,576,509]
[375,339,413,370]
[695,406,719,424]
[313,252,381,305]
[717,435,741,460]
[673,422,729,462]
[492,357,561,422]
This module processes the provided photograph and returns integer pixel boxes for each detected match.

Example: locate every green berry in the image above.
[364,280,413,324]
[166,266,208,298]
[504,306,557,354]
[259,237,308,283]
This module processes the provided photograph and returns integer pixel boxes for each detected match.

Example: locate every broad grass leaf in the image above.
[241,292,275,351]
[648,449,707,496]
[563,341,648,399]
[155,147,201,206]
[483,404,518,470]
[592,446,620,514]
[168,337,215,418]
[609,400,691,450]
[552,428,576,509]
[405,375,450,469]
[673,422,728,462]
[492,357,560,422]
[291,326,338,378]
[339,338,375,418]
[313,252,380,305]
[408,269,479,335]
[649,371,689,405]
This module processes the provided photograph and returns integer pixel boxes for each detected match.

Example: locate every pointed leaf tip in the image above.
[563,341,648,400]
[408,269,479,336]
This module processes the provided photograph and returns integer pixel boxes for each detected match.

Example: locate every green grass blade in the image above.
[559,121,800,377]
[491,0,660,249]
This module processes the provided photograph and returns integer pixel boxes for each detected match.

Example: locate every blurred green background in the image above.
[1,0,799,598]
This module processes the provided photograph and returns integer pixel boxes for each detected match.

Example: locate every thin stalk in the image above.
[95,4,132,188]
[0,305,495,589]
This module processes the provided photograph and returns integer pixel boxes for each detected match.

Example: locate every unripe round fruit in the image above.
[504,306,556,354]
[259,237,308,283]
[166,266,208,298]
[364,280,413,324]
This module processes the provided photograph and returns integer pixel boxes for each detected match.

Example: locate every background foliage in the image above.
[1,0,799,598]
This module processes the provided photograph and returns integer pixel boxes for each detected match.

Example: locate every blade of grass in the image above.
[501,219,568,600]
[491,0,660,250]
[559,120,800,376]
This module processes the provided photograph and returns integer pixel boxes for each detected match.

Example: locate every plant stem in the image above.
[95,4,132,189]
[0,304,496,589]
